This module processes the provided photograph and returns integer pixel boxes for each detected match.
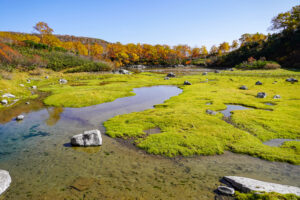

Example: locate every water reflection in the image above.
[46,107,64,126]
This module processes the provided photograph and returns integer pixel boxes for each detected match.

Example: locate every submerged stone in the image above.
[0,169,11,195]
[273,95,281,99]
[164,77,170,80]
[31,85,37,90]
[224,176,300,196]
[71,129,102,147]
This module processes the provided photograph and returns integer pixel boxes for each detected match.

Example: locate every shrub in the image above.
[235,59,281,70]
[65,61,112,73]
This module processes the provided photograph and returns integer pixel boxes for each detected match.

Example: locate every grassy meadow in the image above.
[1,68,300,164]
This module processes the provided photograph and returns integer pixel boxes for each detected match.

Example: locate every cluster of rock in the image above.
[71,129,102,147]
[1,93,16,105]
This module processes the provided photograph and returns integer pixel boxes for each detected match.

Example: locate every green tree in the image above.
[270,5,300,31]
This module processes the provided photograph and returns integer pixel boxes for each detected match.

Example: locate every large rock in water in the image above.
[0,170,11,195]
[224,176,300,196]
[71,129,102,147]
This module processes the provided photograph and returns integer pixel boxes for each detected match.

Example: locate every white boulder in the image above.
[16,115,24,121]
[2,93,15,98]
[71,129,102,147]
[0,170,11,195]
[224,176,300,196]
[1,100,8,105]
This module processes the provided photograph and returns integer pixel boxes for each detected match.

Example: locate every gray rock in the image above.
[217,186,235,195]
[16,115,24,121]
[25,102,30,105]
[71,129,102,147]
[2,93,15,98]
[215,70,220,73]
[202,72,207,75]
[27,79,31,83]
[119,69,130,74]
[0,169,11,195]
[59,79,68,84]
[45,76,49,79]
[19,84,24,87]
[31,85,37,90]
[128,65,146,69]
[255,81,262,85]
[224,176,300,196]
[273,95,281,99]
[166,72,176,77]
[229,68,234,71]
[257,92,267,98]
[286,78,298,83]
[184,81,191,85]
[239,85,248,90]
[164,77,170,80]
[206,109,217,115]
[1,100,8,105]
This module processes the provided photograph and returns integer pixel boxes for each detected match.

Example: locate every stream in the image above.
[0,86,299,200]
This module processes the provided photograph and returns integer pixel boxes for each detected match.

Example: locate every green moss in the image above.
[235,191,300,200]
[2,69,300,164]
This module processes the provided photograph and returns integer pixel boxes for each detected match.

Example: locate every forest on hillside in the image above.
[0,5,299,71]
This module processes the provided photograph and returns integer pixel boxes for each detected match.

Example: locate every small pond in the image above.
[220,105,252,117]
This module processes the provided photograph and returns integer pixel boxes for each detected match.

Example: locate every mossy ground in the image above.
[1,68,300,164]
[235,191,300,200]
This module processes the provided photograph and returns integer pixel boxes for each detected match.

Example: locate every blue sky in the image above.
[0,0,299,48]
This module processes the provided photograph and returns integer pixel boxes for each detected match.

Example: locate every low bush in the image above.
[65,61,112,73]
[235,57,281,70]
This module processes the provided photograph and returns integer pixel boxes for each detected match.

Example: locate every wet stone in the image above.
[257,92,267,98]
[255,81,262,85]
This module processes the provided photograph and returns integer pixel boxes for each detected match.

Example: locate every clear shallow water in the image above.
[264,139,300,147]
[220,105,251,117]
[0,86,299,200]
